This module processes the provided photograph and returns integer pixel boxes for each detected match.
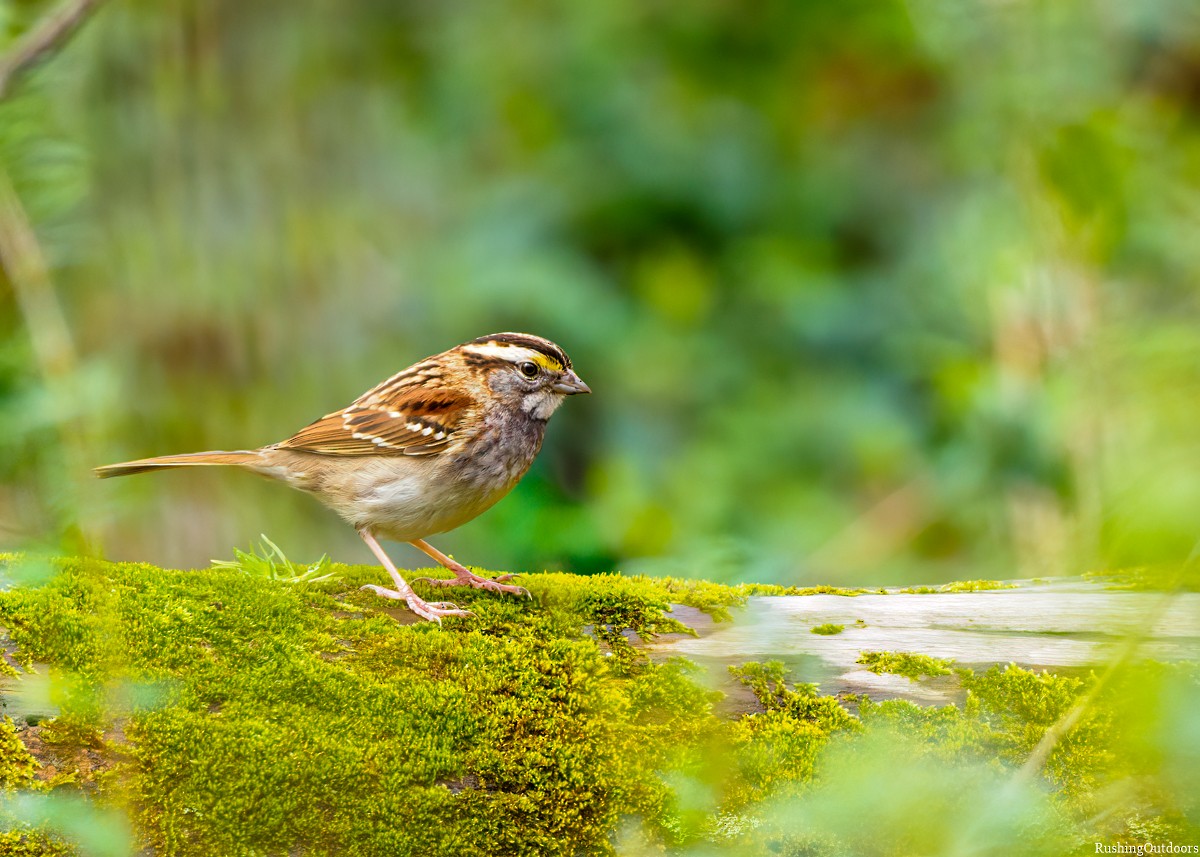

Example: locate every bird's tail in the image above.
[94,450,263,479]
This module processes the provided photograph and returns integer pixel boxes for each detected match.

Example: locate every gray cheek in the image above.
[486,369,511,394]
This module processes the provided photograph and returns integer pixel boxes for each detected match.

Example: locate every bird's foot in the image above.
[412,570,531,599]
[359,584,472,623]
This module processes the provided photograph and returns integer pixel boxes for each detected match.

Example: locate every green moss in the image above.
[855,695,991,757]
[737,583,872,597]
[0,718,40,791]
[0,557,1195,855]
[723,662,860,808]
[0,832,74,856]
[857,651,954,680]
[958,663,1114,795]
[725,710,829,805]
[729,662,859,734]
[938,579,1017,592]
[1084,565,1200,592]
[0,556,751,855]
[576,582,694,672]
[0,717,119,854]
[809,623,844,636]
[898,579,1017,594]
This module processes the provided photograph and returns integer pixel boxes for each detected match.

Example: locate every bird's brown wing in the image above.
[277,387,475,457]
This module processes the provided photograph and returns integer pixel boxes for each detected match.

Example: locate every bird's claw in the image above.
[360,583,403,600]
[412,574,530,599]
[493,574,532,599]
[359,584,472,622]
[491,573,532,598]
[410,573,523,595]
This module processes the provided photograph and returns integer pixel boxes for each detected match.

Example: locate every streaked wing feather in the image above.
[278,387,472,457]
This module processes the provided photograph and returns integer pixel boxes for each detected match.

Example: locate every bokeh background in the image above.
[3,0,1200,586]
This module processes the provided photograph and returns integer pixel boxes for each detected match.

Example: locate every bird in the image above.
[95,332,591,622]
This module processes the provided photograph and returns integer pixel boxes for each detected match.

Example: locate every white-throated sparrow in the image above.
[96,332,591,622]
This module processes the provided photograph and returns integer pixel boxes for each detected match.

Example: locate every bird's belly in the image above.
[334,460,517,543]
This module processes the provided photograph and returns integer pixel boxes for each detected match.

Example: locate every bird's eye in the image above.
[519,362,540,379]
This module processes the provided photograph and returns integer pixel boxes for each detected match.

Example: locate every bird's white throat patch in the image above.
[522,389,565,420]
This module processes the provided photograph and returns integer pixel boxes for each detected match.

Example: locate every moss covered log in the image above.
[0,556,1195,855]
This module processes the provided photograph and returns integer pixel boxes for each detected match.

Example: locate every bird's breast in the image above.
[453,407,547,492]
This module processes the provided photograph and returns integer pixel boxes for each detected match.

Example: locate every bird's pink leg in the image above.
[409,538,531,598]
[357,530,471,622]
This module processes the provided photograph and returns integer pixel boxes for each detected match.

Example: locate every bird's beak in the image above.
[553,371,592,395]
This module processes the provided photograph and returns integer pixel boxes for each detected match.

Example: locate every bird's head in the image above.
[458,332,590,420]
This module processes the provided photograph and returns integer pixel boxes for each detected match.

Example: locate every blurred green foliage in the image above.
[3,0,1200,589]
